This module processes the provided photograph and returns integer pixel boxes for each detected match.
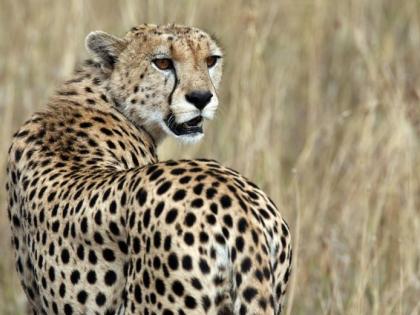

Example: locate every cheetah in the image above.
[6,24,292,315]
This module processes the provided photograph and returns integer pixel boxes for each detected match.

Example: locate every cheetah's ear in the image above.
[85,31,127,69]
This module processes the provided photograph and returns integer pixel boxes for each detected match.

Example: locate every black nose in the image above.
[185,91,213,110]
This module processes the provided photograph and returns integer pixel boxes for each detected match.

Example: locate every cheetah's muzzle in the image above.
[165,113,203,136]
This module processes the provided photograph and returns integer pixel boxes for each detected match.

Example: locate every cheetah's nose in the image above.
[185,91,213,110]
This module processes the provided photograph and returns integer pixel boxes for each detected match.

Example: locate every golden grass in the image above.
[0,0,419,314]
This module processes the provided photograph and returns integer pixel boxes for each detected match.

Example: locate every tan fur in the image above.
[7,24,291,315]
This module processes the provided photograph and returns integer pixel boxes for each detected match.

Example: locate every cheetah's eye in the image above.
[153,58,173,70]
[206,56,220,68]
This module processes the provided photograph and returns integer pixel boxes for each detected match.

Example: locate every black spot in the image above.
[199,231,209,243]
[165,209,178,224]
[89,194,98,207]
[170,168,185,175]
[155,278,166,295]
[220,195,232,208]
[96,292,106,306]
[61,248,70,264]
[14,149,23,162]
[80,217,88,233]
[118,241,128,254]
[87,270,97,284]
[48,266,55,282]
[259,298,267,310]
[12,215,20,228]
[149,169,164,181]
[143,209,151,228]
[164,235,172,251]
[173,189,186,201]
[259,208,270,219]
[185,295,197,309]
[241,257,252,273]
[284,268,290,283]
[153,231,161,248]
[49,242,55,256]
[134,284,142,303]
[153,256,161,270]
[70,270,80,284]
[179,176,192,184]
[255,269,264,282]
[243,287,258,302]
[157,181,172,194]
[100,94,109,102]
[276,283,282,298]
[280,250,286,263]
[136,188,148,206]
[94,211,102,225]
[94,232,104,244]
[237,218,248,233]
[203,296,212,311]
[92,116,106,123]
[191,198,203,208]
[206,214,216,225]
[109,221,120,236]
[59,283,66,297]
[47,191,56,203]
[77,290,88,304]
[133,237,141,254]
[183,232,194,245]
[106,140,116,149]
[155,201,164,218]
[236,236,245,252]
[223,214,233,227]
[172,280,184,296]
[193,183,204,195]
[168,253,179,270]
[79,122,93,129]
[100,127,113,136]
[77,245,85,260]
[104,270,117,286]
[143,270,150,288]
[64,304,73,315]
[182,255,192,271]
[109,200,117,214]
[206,188,217,199]
[199,259,210,274]
[88,250,97,264]
[103,248,115,262]
[184,212,196,227]
[215,234,226,245]
[191,278,203,290]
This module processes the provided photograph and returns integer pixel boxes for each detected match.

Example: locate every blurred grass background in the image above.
[1,0,420,314]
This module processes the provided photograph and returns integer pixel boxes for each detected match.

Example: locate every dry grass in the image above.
[1,0,420,314]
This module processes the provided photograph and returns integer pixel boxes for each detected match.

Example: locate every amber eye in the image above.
[153,58,173,70]
[206,56,219,68]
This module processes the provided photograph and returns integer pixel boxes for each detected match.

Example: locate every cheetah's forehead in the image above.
[124,24,223,58]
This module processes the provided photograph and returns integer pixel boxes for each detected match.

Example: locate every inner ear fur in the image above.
[85,31,127,69]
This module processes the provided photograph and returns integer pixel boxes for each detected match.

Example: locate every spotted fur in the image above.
[6,24,292,315]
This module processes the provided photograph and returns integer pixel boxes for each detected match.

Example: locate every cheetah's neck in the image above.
[42,59,158,168]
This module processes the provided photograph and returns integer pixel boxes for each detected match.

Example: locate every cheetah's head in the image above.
[85,24,223,144]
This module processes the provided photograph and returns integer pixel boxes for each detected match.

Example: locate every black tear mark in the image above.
[168,68,179,105]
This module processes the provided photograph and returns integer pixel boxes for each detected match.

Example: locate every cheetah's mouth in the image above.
[165,114,203,136]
